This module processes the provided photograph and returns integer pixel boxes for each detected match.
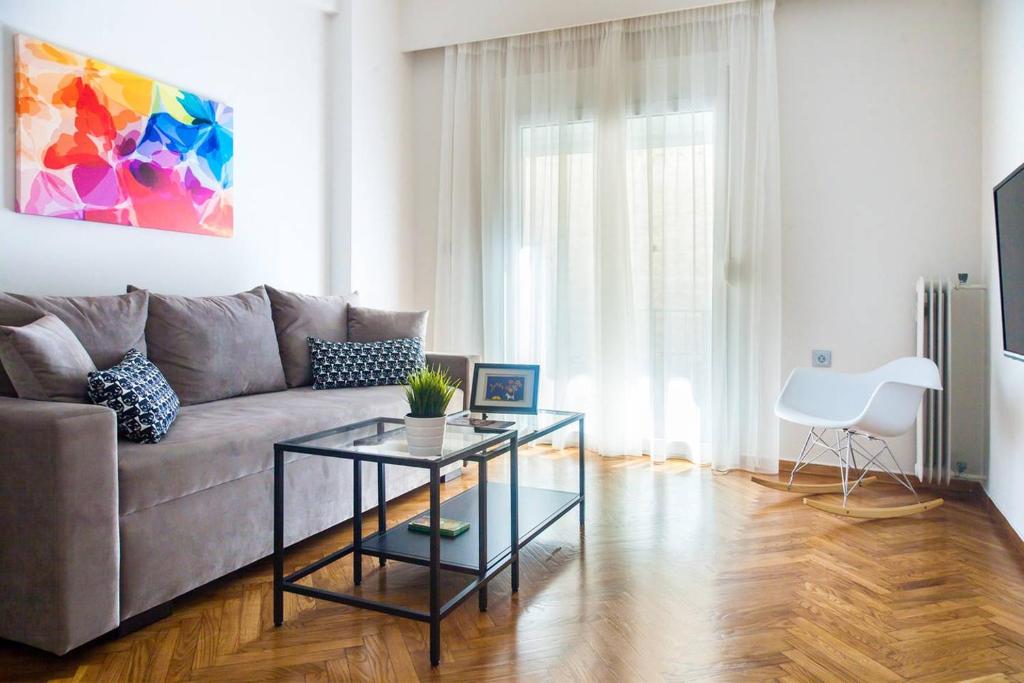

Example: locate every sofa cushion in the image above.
[0,290,148,397]
[309,336,424,389]
[135,285,286,406]
[118,449,438,620]
[117,385,462,515]
[88,349,180,444]
[348,305,428,343]
[0,314,96,402]
[265,285,359,388]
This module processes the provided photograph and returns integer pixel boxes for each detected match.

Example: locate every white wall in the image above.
[405,0,983,469]
[776,0,981,470]
[348,0,416,310]
[981,0,1024,535]
[410,47,444,322]
[0,0,331,297]
[327,3,353,296]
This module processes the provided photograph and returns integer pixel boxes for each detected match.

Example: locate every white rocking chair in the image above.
[752,357,945,518]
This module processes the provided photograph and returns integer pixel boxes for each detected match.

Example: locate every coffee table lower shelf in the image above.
[278,483,580,635]
[361,483,578,572]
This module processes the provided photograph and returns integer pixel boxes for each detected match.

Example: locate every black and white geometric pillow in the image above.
[309,336,425,389]
[87,349,180,444]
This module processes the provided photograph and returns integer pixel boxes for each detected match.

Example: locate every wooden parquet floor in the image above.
[3,446,1024,682]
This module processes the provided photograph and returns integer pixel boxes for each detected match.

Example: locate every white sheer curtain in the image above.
[434,1,781,472]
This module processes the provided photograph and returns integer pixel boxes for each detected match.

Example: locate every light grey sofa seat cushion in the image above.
[119,448,435,620]
[348,305,428,342]
[0,290,148,397]
[117,385,462,515]
[0,315,97,402]
[134,285,286,406]
[265,285,359,388]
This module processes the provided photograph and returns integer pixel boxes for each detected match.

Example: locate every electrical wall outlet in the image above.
[812,349,832,368]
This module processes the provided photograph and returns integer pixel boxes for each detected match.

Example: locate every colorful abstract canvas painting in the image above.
[15,35,233,237]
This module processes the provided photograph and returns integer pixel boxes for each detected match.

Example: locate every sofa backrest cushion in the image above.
[348,306,429,343]
[0,314,98,402]
[134,285,286,405]
[265,285,359,388]
[0,290,148,397]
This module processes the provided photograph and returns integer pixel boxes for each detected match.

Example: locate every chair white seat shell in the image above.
[775,357,942,437]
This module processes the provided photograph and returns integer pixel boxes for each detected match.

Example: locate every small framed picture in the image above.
[469,363,540,415]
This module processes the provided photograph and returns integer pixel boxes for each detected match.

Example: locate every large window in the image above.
[436,4,780,468]
[518,111,714,459]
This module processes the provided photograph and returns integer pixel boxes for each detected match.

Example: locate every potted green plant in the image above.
[404,366,460,456]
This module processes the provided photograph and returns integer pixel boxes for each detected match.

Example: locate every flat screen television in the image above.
[995,160,1024,361]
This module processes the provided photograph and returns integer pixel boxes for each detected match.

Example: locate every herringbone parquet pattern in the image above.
[2,446,1024,682]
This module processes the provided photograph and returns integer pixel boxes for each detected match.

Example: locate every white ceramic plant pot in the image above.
[404,415,447,456]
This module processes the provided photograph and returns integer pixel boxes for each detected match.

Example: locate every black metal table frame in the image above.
[273,411,585,667]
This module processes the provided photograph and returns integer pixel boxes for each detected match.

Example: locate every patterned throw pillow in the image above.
[87,349,180,443]
[309,336,425,389]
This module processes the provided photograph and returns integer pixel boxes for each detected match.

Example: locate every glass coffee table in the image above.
[272,409,584,667]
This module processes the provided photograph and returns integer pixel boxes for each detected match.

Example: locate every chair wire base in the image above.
[788,427,919,507]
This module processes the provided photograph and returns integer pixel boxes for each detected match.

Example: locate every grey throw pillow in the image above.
[265,285,359,388]
[348,306,429,343]
[133,285,287,405]
[0,289,148,397]
[0,314,97,402]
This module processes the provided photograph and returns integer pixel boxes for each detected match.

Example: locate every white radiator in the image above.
[915,277,988,485]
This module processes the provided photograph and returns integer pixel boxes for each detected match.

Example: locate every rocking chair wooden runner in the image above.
[752,357,945,519]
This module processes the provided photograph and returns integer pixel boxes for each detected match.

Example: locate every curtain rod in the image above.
[403,0,750,54]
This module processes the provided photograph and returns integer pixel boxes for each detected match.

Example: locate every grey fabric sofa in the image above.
[0,286,474,655]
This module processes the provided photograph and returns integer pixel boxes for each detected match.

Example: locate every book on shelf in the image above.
[408,516,470,538]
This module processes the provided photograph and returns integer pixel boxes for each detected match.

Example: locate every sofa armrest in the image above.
[426,352,479,410]
[0,397,120,654]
